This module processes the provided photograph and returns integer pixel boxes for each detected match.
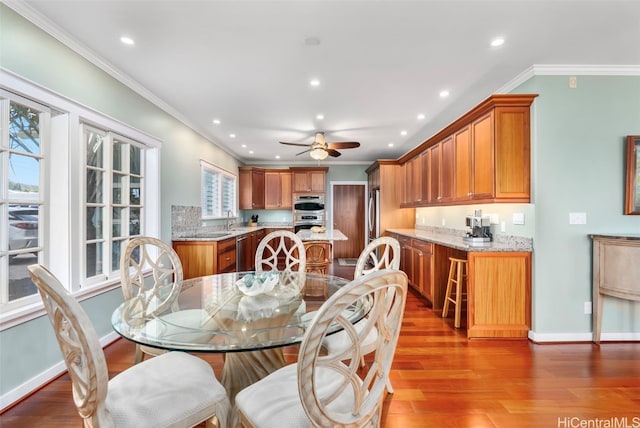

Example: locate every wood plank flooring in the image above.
[2,262,639,427]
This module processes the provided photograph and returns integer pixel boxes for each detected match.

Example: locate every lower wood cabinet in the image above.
[173,238,237,279]
[467,251,531,339]
[392,233,531,339]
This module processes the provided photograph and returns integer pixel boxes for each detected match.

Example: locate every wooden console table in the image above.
[590,234,640,343]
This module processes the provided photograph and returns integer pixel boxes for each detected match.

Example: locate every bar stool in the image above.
[441,257,467,328]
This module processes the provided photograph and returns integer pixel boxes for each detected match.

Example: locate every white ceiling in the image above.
[12,0,640,164]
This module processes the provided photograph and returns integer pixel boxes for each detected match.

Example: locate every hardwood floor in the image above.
[2,262,639,427]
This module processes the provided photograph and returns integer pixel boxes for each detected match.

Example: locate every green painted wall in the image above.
[516,75,640,337]
[0,5,241,398]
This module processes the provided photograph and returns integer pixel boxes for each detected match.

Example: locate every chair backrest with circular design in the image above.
[297,269,408,427]
[120,236,184,317]
[354,236,401,279]
[255,230,307,272]
[28,264,112,426]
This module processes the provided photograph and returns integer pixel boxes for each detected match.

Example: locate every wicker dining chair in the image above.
[235,269,408,428]
[28,264,230,428]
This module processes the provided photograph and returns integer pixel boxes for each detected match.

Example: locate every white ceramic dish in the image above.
[236,271,279,296]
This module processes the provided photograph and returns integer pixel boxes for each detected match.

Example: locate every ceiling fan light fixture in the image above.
[310,147,328,160]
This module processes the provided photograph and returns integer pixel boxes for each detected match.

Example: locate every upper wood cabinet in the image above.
[239,167,265,209]
[292,167,327,193]
[366,161,415,235]
[399,94,536,206]
[265,171,292,209]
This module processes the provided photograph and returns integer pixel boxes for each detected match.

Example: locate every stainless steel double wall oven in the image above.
[293,195,325,233]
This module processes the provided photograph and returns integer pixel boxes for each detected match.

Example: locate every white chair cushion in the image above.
[106,351,228,427]
[235,362,359,428]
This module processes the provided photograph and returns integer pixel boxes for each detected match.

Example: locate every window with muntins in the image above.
[0,72,161,327]
[0,95,47,304]
[83,125,146,284]
[201,160,236,219]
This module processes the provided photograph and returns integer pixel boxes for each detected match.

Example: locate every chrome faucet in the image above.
[226,210,233,230]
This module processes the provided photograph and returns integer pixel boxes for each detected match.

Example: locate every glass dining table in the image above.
[111,270,370,402]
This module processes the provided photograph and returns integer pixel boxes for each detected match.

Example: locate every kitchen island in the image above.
[388,228,532,339]
[296,229,348,242]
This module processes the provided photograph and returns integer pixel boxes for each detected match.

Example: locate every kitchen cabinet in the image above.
[391,231,531,338]
[292,167,327,193]
[454,113,495,202]
[239,167,265,209]
[265,171,292,209]
[396,94,536,207]
[393,233,464,309]
[366,161,414,236]
[401,154,424,206]
[467,251,531,338]
[396,236,433,302]
[216,237,237,273]
[173,238,237,279]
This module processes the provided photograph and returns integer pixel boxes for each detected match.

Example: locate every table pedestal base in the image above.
[221,348,287,403]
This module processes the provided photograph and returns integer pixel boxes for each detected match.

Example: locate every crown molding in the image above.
[497,64,640,93]
[3,0,239,157]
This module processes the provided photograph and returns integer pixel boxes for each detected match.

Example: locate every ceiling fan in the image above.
[279,132,360,160]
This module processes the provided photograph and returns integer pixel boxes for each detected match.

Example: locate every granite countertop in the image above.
[173,226,270,242]
[387,228,533,252]
[296,229,348,241]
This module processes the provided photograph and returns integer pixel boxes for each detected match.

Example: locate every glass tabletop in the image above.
[111,271,370,353]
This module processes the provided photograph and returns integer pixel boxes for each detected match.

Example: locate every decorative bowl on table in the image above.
[236,271,279,296]
[310,226,326,233]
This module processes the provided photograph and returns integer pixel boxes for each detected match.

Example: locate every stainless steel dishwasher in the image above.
[236,234,250,271]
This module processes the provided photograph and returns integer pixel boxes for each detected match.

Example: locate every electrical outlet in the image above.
[584,301,592,314]
[569,212,587,225]
[442,218,446,226]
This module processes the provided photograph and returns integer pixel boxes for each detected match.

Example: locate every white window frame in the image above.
[0,69,161,329]
[200,159,237,219]
[0,91,49,312]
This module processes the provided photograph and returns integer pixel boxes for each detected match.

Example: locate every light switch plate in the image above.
[569,212,587,225]
[512,213,525,225]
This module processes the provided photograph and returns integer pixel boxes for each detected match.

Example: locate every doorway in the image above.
[331,183,366,259]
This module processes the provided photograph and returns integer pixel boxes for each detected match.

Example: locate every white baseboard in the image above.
[0,331,120,412]
[528,330,640,343]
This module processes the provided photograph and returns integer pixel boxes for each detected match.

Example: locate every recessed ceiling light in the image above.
[249,150,254,154]
[310,79,320,87]
[120,36,135,45]
[241,144,247,148]
[439,90,450,98]
[316,114,324,120]
[229,133,236,138]
[212,119,221,125]
[275,155,281,159]
[388,142,394,147]
[400,130,408,136]
[417,114,425,120]
[491,37,505,47]
[304,37,321,46]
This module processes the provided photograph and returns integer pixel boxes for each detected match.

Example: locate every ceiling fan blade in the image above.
[328,142,360,149]
[326,149,341,157]
[280,141,312,147]
[296,148,312,156]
